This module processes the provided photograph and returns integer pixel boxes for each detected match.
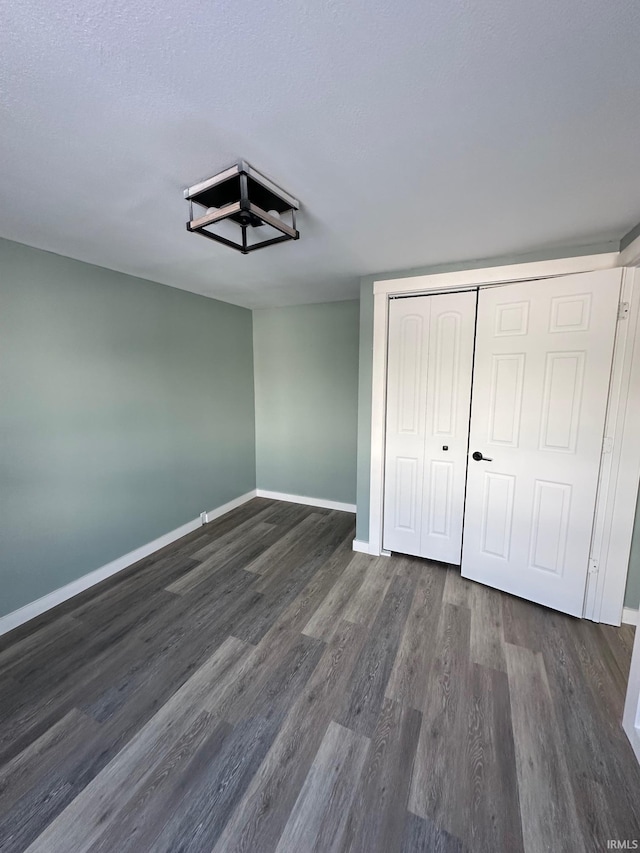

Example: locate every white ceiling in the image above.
[1,1,639,308]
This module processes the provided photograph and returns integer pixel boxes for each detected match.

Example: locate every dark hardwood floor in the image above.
[1,498,639,852]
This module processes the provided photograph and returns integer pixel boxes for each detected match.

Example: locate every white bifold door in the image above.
[383,268,622,616]
[383,291,477,562]
[462,270,621,616]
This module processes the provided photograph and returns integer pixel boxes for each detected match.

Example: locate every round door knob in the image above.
[472,451,493,462]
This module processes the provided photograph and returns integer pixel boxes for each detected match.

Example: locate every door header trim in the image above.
[375,252,619,297]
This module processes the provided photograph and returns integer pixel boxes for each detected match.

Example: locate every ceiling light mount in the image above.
[184,160,300,254]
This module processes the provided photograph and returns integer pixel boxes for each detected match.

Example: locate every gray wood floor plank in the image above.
[259,529,355,638]
[255,511,355,597]
[470,582,507,672]
[0,708,99,814]
[74,588,182,653]
[212,620,367,853]
[0,769,76,853]
[254,514,339,594]
[85,712,232,853]
[245,512,329,576]
[225,632,325,724]
[342,554,396,626]
[338,573,416,737]
[463,663,524,852]
[232,512,356,644]
[341,696,422,853]
[273,720,370,853]
[0,628,151,765]
[260,499,319,526]
[0,615,88,679]
[385,559,446,710]
[0,499,636,853]
[400,811,465,853]
[442,568,474,608]
[142,713,282,853]
[618,623,637,657]
[571,615,632,720]
[302,553,369,640]
[133,563,257,651]
[200,616,324,727]
[505,641,585,853]
[166,520,275,594]
[188,504,279,562]
[597,622,635,677]
[68,556,193,621]
[501,594,545,652]
[538,611,640,849]
[408,602,471,839]
[23,636,251,853]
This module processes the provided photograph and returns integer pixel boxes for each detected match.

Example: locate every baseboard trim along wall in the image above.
[199,490,258,524]
[352,539,391,556]
[0,489,258,638]
[255,489,356,513]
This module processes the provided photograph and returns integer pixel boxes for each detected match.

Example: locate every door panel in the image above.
[384,291,476,561]
[383,300,429,556]
[480,472,515,560]
[488,353,525,445]
[394,457,419,534]
[427,459,453,537]
[461,269,622,616]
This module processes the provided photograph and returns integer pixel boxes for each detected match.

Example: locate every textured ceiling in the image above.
[1,0,639,308]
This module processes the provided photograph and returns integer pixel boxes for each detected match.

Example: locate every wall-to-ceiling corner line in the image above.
[621,220,640,253]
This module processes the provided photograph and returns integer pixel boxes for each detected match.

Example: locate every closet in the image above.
[383,269,622,616]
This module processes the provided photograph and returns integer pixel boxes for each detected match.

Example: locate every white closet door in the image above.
[461,269,622,616]
[383,291,476,561]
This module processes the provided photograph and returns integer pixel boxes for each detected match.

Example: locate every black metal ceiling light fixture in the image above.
[184,160,300,254]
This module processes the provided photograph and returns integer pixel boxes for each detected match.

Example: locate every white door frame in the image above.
[621,232,640,764]
[367,248,640,625]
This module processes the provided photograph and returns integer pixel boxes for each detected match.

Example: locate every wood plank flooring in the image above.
[1,498,639,852]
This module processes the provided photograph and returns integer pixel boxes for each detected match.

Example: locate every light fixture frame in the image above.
[184,160,300,254]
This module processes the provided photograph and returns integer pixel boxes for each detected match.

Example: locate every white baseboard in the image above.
[623,607,639,626]
[351,539,390,556]
[255,489,356,514]
[0,490,257,638]
[203,489,257,523]
[623,720,640,765]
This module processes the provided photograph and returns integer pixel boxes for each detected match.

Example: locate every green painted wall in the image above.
[626,496,640,610]
[0,237,256,618]
[253,301,359,505]
[354,242,640,609]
